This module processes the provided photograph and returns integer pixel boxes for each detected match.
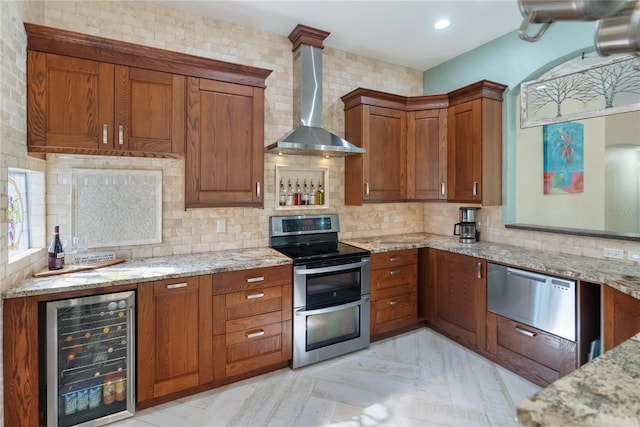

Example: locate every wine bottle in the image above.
[315,182,325,205]
[48,225,65,270]
[278,179,286,206]
[302,179,310,205]
[286,179,294,206]
[294,179,302,205]
[309,180,316,205]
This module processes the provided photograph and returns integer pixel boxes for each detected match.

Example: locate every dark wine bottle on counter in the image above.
[48,225,65,270]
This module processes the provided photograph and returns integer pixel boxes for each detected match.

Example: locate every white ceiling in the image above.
[149,0,524,70]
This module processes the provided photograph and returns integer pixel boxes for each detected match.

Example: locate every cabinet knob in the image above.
[118,125,124,145]
[166,282,188,289]
[515,326,537,337]
[246,330,265,339]
[246,292,265,299]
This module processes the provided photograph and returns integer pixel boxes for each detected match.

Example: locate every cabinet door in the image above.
[603,285,640,352]
[447,99,482,203]
[372,292,417,336]
[365,106,406,202]
[407,109,447,200]
[427,250,486,350]
[185,77,264,208]
[115,66,185,153]
[137,276,212,402]
[27,52,114,149]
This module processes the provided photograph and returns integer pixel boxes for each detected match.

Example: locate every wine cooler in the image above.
[46,291,135,427]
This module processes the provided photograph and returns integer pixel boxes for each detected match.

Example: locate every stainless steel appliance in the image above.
[270,214,371,368]
[453,207,480,243]
[46,291,135,427]
[487,263,576,341]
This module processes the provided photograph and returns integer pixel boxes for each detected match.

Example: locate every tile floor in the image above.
[113,328,540,427]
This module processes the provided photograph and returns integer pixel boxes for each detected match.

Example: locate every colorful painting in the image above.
[543,122,584,194]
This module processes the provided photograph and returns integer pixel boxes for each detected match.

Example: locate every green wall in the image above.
[423,22,596,223]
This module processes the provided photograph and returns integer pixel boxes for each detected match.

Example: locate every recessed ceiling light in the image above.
[434,19,451,30]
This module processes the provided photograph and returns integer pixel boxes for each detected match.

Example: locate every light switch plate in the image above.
[603,248,624,259]
[217,220,226,233]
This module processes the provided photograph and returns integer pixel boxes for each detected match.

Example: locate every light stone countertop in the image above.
[3,247,291,299]
[516,333,640,427]
[342,232,640,300]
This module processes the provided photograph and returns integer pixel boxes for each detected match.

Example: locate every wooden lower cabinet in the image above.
[370,249,418,338]
[212,265,293,380]
[486,312,576,387]
[137,275,213,403]
[424,249,487,351]
[603,285,640,352]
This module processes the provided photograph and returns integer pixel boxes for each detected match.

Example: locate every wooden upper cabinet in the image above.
[343,89,407,205]
[447,80,506,205]
[185,78,265,208]
[407,96,448,201]
[24,23,271,160]
[28,52,115,150]
[27,52,185,156]
[115,66,185,153]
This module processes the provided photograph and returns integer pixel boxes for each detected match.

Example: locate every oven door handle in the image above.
[295,260,369,275]
[294,296,370,316]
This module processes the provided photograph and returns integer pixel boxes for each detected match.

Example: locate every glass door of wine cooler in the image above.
[46,291,135,427]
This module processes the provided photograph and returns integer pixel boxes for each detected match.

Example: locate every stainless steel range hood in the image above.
[266,25,365,157]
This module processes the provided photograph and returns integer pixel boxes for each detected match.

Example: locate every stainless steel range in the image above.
[269,214,371,368]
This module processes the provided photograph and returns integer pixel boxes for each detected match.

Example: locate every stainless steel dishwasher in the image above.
[487,263,576,342]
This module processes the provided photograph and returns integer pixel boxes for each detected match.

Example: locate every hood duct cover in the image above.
[266,24,365,156]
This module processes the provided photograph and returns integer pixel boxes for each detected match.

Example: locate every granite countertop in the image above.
[516,333,640,427]
[4,247,291,299]
[343,232,640,300]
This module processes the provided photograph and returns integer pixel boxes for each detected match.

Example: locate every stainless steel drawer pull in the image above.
[256,181,261,199]
[389,256,402,262]
[389,269,401,275]
[515,326,537,337]
[246,292,265,300]
[246,276,265,283]
[246,330,265,339]
[441,182,446,196]
[388,299,402,306]
[118,125,124,145]
[472,181,478,196]
[166,282,188,289]
[365,182,370,197]
[102,124,108,144]
[477,262,482,279]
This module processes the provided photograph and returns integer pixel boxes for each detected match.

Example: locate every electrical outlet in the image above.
[217,220,226,233]
[628,251,640,262]
[603,247,624,259]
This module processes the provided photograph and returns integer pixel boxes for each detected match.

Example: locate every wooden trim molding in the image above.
[288,24,330,51]
[448,80,507,106]
[24,23,272,88]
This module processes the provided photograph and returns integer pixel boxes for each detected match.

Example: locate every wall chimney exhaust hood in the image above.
[265,24,365,157]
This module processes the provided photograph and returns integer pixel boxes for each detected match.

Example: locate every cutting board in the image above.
[33,259,125,278]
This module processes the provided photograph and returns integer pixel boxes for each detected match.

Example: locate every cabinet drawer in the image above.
[371,249,418,269]
[371,292,417,336]
[216,322,287,378]
[489,313,576,386]
[370,264,417,300]
[212,265,291,295]
[213,284,292,335]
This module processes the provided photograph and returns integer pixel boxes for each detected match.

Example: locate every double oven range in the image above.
[270,214,371,368]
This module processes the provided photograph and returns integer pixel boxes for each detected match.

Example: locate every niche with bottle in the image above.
[275,166,329,210]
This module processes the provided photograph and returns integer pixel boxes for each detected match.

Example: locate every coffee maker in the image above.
[453,207,480,243]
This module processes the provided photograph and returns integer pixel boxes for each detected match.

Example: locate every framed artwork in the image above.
[543,122,584,194]
[521,54,640,128]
